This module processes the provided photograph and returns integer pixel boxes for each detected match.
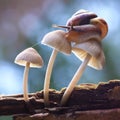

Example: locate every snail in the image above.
[53,9,108,37]
[53,10,108,43]
[53,17,108,44]
[66,17,108,43]
[65,24,102,43]
[52,9,97,31]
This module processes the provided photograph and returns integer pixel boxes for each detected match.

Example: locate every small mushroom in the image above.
[60,40,105,106]
[14,47,43,101]
[41,30,71,106]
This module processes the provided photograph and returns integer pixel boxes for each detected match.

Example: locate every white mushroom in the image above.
[41,30,71,106]
[60,40,105,106]
[52,23,107,106]
[14,47,43,101]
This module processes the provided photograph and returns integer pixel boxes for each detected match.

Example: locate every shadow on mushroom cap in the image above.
[72,40,105,70]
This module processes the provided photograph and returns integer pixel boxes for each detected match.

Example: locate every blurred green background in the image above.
[0,0,120,119]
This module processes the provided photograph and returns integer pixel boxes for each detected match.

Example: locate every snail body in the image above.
[66,24,101,43]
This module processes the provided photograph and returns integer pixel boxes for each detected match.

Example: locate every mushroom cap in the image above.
[14,47,44,68]
[72,40,105,70]
[41,30,71,55]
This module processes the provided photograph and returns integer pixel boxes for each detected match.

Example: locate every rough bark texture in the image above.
[13,108,120,120]
[0,80,120,119]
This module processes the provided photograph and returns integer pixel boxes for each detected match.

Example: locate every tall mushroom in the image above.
[52,9,108,106]
[41,30,71,106]
[60,40,105,106]
[60,18,108,106]
[14,47,43,101]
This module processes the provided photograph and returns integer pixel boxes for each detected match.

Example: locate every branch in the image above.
[0,80,120,119]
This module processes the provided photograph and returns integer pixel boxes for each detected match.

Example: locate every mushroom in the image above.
[14,47,43,101]
[41,30,71,106]
[60,39,105,106]
[60,17,108,106]
[52,10,108,106]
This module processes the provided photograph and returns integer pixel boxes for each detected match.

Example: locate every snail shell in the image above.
[90,17,108,39]
[66,9,97,26]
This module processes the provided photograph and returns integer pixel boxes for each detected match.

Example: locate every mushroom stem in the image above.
[23,62,30,101]
[61,54,91,106]
[44,49,58,106]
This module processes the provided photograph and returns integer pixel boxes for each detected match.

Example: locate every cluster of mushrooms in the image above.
[14,9,108,107]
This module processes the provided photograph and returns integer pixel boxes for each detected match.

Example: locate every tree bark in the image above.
[13,108,120,120]
[0,80,120,119]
